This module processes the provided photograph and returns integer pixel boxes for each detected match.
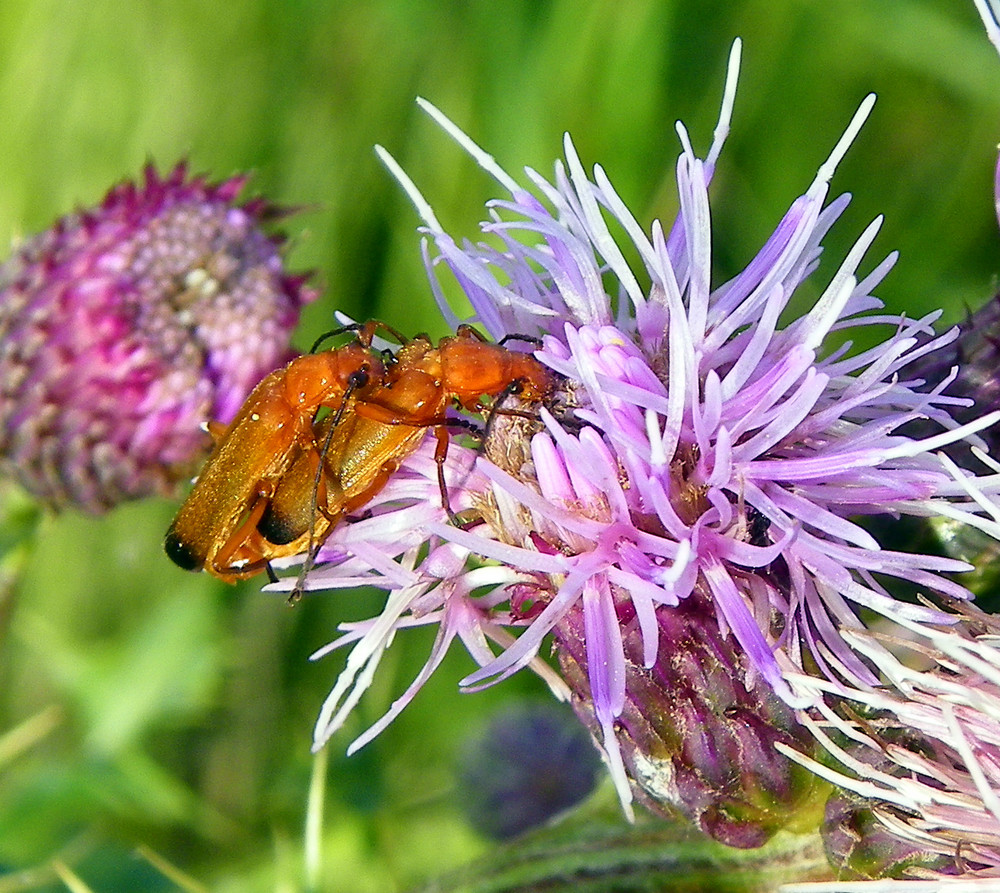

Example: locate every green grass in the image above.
[1,0,999,889]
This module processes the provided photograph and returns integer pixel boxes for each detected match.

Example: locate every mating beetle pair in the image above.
[165,321,554,585]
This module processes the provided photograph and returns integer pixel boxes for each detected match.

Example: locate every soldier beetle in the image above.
[349,325,553,503]
[164,322,554,584]
[255,409,427,553]
[163,322,387,579]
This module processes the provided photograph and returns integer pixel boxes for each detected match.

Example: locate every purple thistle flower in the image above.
[283,41,1000,825]
[0,162,315,512]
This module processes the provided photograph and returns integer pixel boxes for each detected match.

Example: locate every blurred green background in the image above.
[1,0,999,890]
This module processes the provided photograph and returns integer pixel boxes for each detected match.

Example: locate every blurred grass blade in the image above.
[50,861,94,893]
[304,747,329,892]
[0,482,42,633]
[0,704,62,767]
[134,845,209,893]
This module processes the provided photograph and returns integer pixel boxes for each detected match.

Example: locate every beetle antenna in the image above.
[309,322,368,354]
[498,332,543,348]
[447,416,483,438]
[311,320,413,355]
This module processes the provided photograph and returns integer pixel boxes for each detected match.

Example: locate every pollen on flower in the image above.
[0,162,315,513]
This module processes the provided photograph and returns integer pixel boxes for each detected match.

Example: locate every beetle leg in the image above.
[210,552,283,584]
[432,424,467,526]
[455,324,488,342]
[312,468,338,523]
[212,490,273,575]
[481,381,526,446]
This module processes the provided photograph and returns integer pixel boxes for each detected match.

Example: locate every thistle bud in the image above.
[903,291,1000,435]
[823,785,953,879]
[0,162,315,512]
[556,594,818,849]
[456,701,602,839]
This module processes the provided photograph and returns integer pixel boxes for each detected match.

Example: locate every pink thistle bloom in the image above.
[0,162,315,512]
[286,41,1000,826]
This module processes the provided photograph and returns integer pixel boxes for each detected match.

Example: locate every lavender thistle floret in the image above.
[284,40,1000,832]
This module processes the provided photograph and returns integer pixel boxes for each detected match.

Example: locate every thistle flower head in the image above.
[287,41,1000,830]
[0,162,315,512]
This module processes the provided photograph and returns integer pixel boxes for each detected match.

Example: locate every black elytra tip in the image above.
[164,528,201,571]
[256,502,304,546]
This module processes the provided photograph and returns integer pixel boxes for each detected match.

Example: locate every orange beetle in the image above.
[165,323,554,583]
[163,326,387,578]
[351,325,553,494]
[254,408,428,553]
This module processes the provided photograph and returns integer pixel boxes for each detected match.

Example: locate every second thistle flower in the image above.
[0,162,315,513]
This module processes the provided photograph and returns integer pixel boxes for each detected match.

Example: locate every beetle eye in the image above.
[349,368,370,390]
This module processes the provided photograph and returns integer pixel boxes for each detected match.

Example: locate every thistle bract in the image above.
[557,592,817,847]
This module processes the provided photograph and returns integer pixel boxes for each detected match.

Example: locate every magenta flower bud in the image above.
[0,162,315,512]
[556,593,817,848]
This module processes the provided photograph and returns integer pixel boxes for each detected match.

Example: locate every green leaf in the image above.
[411,791,831,893]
